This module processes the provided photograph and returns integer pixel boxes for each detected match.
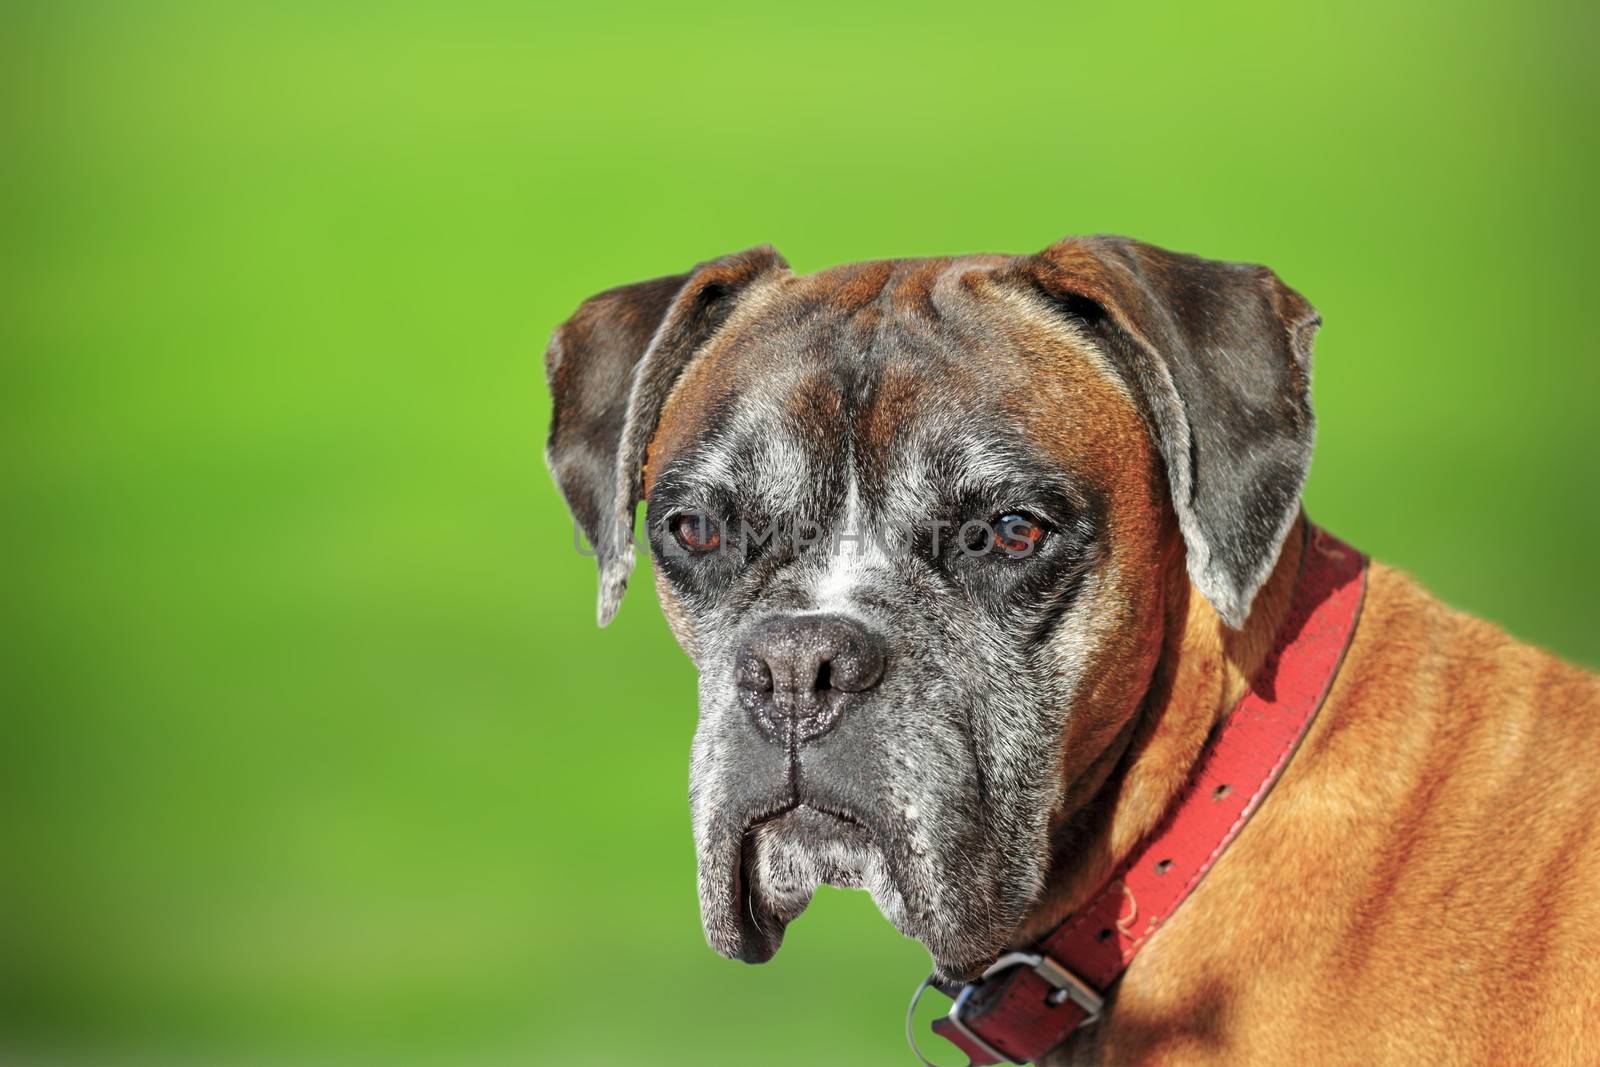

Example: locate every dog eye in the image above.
[992,512,1049,557]
[671,513,723,554]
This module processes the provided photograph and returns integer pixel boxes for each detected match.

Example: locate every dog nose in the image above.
[734,614,886,744]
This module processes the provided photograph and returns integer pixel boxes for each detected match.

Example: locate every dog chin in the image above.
[710,804,912,964]
[700,802,1021,977]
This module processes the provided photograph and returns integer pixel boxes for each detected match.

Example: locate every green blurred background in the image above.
[3,2,1596,1064]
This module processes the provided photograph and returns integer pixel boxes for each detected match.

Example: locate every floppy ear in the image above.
[544,246,788,625]
[1018,235,1320,628]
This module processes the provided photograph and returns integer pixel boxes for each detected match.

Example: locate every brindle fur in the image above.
[544,236,1600,1065]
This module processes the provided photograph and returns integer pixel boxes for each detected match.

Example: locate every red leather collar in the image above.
[921,524,1367,1065]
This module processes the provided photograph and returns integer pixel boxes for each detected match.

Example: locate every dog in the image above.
[544,236,1600,1065]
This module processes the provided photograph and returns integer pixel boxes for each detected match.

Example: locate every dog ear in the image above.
[1018,235,1320,628]
[545,246,788,625]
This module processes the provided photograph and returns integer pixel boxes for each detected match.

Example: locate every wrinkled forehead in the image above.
[644,257,1149,509]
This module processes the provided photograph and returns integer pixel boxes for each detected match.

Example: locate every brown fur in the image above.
[1027,518,1600,1065]
[1043,547,1593,1062]
[995,306,1600,1061]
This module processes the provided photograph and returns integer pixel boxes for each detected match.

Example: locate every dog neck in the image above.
[1013,514,1309,948]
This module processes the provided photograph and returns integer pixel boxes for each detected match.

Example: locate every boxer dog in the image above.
[543,236,1599,1065]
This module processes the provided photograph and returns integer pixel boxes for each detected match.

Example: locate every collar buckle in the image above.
[944,951,1104,1064]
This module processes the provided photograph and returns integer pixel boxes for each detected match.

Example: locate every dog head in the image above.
[545,236,1318,977]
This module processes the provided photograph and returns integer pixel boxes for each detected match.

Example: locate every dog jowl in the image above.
[544,237,1319,979]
